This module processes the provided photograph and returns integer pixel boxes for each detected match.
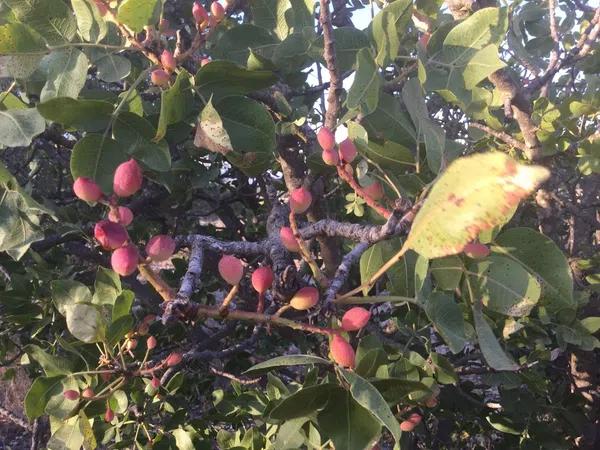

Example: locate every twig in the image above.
[0,405,30,430]
[526,7,600,94]
[540,0,560,96]
[138,264,176,301]
[469,122,529,153]
[210,367,261,384]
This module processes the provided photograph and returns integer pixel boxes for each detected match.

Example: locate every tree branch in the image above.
[319,0,342,130]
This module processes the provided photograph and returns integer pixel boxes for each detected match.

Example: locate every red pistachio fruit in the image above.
[279,227,300,252]
[151,68,170,87]
[317,127,335,151]
[108,206,134,227]
[73,177,103,202]
[111,244,140,276]
[338,138,357,163]
[463,242,490,259]
[289,187,312,214]
[329,334,355,368]
[251,266,273,294]
[290,286,319,310]
[160,50,176,72]
[341,307,371,331]
[218,255,244,285]
[166,352,182,367]
[113,159,143,198]
[94,220,128,250]
[145,235,176,262]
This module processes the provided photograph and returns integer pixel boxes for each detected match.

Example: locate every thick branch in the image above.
[319,0,342,130]
[177,240,204,300]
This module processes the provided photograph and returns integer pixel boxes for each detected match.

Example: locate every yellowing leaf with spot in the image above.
[405,153,549,259]
[194,100,233,155]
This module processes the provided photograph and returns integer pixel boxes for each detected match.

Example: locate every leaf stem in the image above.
[337,242,409,299]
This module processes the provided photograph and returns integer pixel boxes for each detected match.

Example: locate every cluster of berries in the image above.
[63,336,183,424]
[317,127,384,200]
[73,159,175,277]
[151,1,229,87]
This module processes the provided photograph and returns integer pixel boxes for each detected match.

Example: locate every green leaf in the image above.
[0,23,46,78]
[46,416,85,450]
[117,0,160,32]
[45,376,79,419]
[245,354,331,374]
[363,140,415,171]
[370,0,413,67]
[402,78,446,173]
[443,7,508,50]
[369,378,431,404]
[250,0,292,40]
[0,108,45,147]
[468,254,541,317]
[269,384,336,420]
[347,48,381,115]
[172,428,195,450]
[317,387,381,450]
[111,291,134,321]
[25,376,64,420]
[41,48,89,101]
[0,181,48,259]
[405,152,550,259]
[78,411,97,450]
[93,267,122,307]
[51,279,92,316]
[65,303,107,343]
[26,345,74,377]
[71,0,108,43]
[195,61,277,100]
[0,23,46,54]
[70,134,130,194]
[431,255,464,290]
[581,317,600,334]
[96,54,132,83]
[311,27,371,73]
[362,92,416,148]
[108,319,134,348]
[472,301,519,371]
[430,353,459,384]
[338,369,402,444]
[4,0,77,45]
[155,70,194,141]
[38,97,114,132]
[493,227,574,312]
[275,417,309,449]
[486,414,524,436]
[424,291,468,354]
[212,24,279,66]
[273,32,313,73]
[355,348,388,378]
[213,96,276,176]
[360,241,388,295]
[109,390,129,414]
[113,112,171,171]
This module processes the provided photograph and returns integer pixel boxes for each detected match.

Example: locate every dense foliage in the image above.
[0,0,599,448]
